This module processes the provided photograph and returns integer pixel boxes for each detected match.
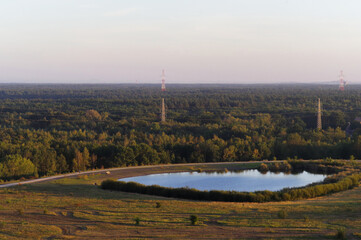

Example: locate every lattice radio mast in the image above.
[161,69,166,92]
[339,70,346,91]
[161,98,166,122]
[317,98,322,130]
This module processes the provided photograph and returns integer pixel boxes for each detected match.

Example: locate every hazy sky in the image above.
[1,0,361,84]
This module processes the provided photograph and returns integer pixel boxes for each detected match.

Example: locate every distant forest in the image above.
[0,84,361,180]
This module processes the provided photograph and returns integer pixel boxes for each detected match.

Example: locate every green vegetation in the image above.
[190,215,198,225]
[336,228,346,240]
[134,217,141,226]
[277,210,287,219]
[0,84,360,238]
[0,84,360,181]
[0,155,37,180]
[16,209,24,216]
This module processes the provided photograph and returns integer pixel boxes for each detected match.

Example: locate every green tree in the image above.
[134,143,160,165]
[72,149,89,171]
[222,146,237,162]
[56,154,68,173]
[113,147,135,167]
[33,146,57,175]
[0,154,37,180]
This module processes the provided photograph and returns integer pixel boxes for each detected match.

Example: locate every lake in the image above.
[119,170,327,192]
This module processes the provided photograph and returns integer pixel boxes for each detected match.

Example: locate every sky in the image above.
[0,0,361,84]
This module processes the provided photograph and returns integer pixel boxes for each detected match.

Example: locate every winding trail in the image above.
[0,161,268,188]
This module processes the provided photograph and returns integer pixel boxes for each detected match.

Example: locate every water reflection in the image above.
[119,170,327,192]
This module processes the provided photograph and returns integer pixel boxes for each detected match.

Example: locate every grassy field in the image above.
[0,163,360,239]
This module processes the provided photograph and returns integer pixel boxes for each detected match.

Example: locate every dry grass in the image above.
[0,163,359,239]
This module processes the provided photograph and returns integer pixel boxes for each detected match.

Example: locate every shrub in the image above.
[335,228,346,240]
[281,161,292,172]
[190,215,198,225]
[100,162,361,203]
[155,202,161,208]
[77,174,89,180]
[277,210,287,219]
[134,217,140,226]
[271,162,280,172]
[43,209,57,215]
[258,163,268,173]
[60,211,67,216]
[17,209,24,216]
[0,221,5,229]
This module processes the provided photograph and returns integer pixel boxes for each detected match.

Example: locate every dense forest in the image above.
[0,84,361,180]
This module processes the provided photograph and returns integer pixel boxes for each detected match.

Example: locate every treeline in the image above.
[0,85,361,180]
[258,159,349,175]
[101,161,361,202]
[0,125,361,181]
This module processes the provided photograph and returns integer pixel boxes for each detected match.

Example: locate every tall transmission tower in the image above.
[339,70,346,91]
[317,98,322,130]
[161,98,166,122]
[161,69,166,92]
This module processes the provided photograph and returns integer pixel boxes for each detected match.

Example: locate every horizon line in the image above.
[0,82,358,85]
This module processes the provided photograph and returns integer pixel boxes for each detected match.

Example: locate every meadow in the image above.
[0,162,360,239]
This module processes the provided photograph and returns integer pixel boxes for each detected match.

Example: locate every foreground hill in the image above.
[0,162,360,239]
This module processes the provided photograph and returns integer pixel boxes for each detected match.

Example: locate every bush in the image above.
[43,208,57,215]
[17,209,24,216]
[190,215,198,225]
[77,174,89,180]
[155,202,161,208]
[134,217,140,226]
[0,221,5,229]
[335,228,346,240]
[100,162,361,203]
[277,210,287,219]
[258,163,268,173]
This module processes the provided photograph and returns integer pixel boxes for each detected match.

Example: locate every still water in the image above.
[119,170,327,192]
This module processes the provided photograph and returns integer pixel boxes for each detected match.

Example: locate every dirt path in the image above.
[0,161,269,188]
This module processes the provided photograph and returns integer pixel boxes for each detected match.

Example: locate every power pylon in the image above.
[317,98,322,130]
[339,70,346,91]
[161,98,166,122]
[161,70,166,92]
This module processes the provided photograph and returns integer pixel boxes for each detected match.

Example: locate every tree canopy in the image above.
[0,84,360,180]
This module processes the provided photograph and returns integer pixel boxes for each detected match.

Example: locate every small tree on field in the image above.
[134,217,140,225]
[190,215,198,225]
